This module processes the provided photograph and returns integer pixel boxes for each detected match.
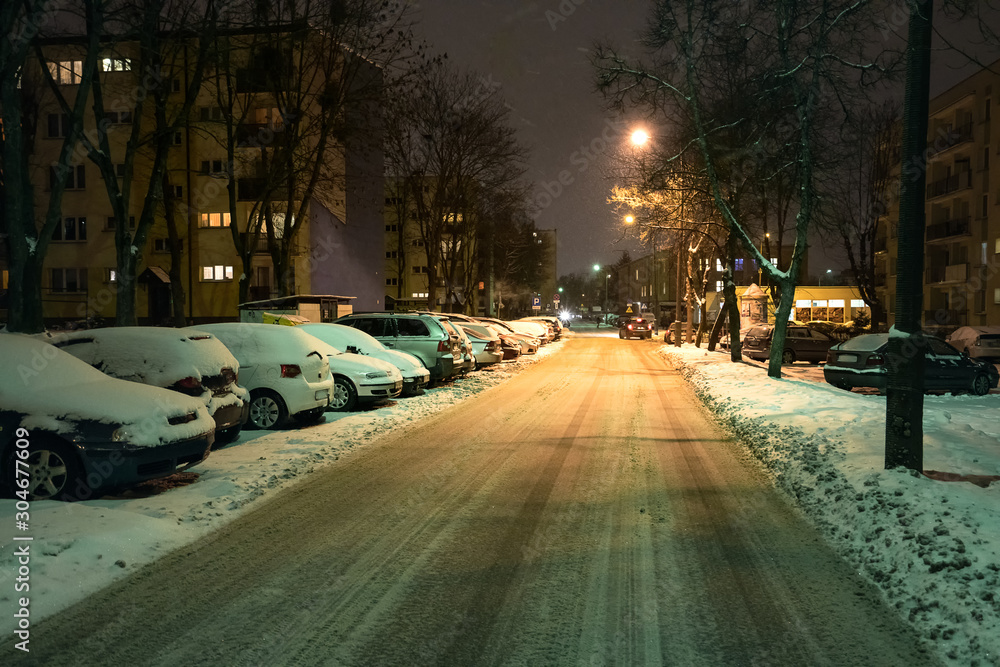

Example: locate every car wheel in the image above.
[248,390,288,429]
[971,373,991,396]
[296,407,327,423]
[618,330,624,339]
[782,349,796,365]
[7,438,86,501]
[331,376,358,411]
[213,425,242,448]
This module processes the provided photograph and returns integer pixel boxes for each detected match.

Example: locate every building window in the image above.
[412,266,428,274]
[100,57,132,72]
[716,259,724,271]
[996,238,1000,254]
[171,78,181,93]
[386,250,398,259]
[850,299,866,308]
[153,238,182,253]
[385,224,398,232]
[47,60,82,85]
[105,268,117,283]
[50,164,86,190]
[167,185,183,198]
[412,292,428,298]
[47,113,70,138]
[200,212,231,228]
[411,239,425,247]
[715,280,724,292]
[200,107,224,121]
[105,215,136,231]
[172,132,183,146]
[200,159,227,175]
[51,268,87,293]
[201,265,234,281]
[104,110,132,124]
[115,163,126,178]
[385,278,398,286]
[734,258,744,271]
[52,216,87,242]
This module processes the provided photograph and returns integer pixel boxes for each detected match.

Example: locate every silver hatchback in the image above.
[334,313,462,383]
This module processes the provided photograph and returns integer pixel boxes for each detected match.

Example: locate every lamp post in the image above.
[758,232,770,286]
[819,268,832,286]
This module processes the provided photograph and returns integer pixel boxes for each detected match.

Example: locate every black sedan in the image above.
[823,333,999,395]
[619,317,653,340]
[1,335,216,501]
[742,323,836,364]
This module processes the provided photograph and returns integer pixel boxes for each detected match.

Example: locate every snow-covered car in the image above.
[824,333,999,395]
[296,333,404,411]
[37,327,249,446]
[189,323,333,429]
[946,326,1000,362]
[508,319,552,343]
[476,317,540,354]
[459,325,503,366]
[296,323,430,396]
[0,334,215,501]
[520,315,563,339]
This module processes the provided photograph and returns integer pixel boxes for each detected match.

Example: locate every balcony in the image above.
[925,217,971,242]
[925,171,971,199]
[236,123,286,148]
[239,232,300,256]
[927,122,974,156]
[237,178,266,202]
[925,262,969,284]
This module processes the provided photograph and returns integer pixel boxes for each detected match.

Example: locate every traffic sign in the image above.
[532,296,541,310]
[553,293,560,303]
[625,304,633,314]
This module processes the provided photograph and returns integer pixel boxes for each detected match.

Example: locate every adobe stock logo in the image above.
[532,118,627,218]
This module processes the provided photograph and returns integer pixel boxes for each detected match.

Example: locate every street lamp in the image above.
[819,269,832,286]
[630,129,650,146]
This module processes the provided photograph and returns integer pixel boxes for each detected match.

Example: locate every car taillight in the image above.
[175,376,200,389]
[866,354,884,367]
[437,340,450,352]
[826,352,835,364]
[281,364,302,378]
[628,324,633,330]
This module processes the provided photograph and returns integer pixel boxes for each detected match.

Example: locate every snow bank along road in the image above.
[4,333,939,666]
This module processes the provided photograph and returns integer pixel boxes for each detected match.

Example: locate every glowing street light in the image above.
[630,129,650,146]
[624,214,634,224]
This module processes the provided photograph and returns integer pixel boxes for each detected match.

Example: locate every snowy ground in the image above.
[662,343,1000,667]
[3,329,999,666]
[0,341,564,638]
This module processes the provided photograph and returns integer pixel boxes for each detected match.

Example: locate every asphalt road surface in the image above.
[9,331,939,666]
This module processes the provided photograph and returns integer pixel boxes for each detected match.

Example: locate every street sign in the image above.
[532,296,541,310]
[625,304,633,314]
[553,293,560,303]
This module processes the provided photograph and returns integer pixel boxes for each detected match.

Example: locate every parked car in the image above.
[437,318,476,374]
[334,312,462,383]
[189,323,334,429]
[297,323,430,396]
[295,333,403,411]
[37,327,249,446]
[824,333,999,395]
[508,319,552,343]
[946,326,1000,362]
[520,315,563,339]
[475,318,540,354]
[1,334,215,501]
[459,325,504,366]
[742,323,836,364]
[619,316,653,340]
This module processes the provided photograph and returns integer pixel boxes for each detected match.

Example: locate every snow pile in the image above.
[0,341,563,636]
[661,345,1000,666]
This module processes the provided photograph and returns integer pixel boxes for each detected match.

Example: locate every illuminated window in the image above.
[199,212,231,228]
[829,299,845,307]
[100,58,132,72]
[201,265,234,281]
[812,300,828,307]
[716,281,724,292]
[47,60,83,85]
[795,300,811,308]
[850,299,865,308]
[716,259,724,271]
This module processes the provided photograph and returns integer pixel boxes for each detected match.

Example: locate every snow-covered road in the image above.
[1,332,937,665]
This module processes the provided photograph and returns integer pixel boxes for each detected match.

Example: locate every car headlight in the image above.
[111,426,132,442]
[363,371,388,379]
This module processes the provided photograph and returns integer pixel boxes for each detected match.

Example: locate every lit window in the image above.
[199,212,231,228]
[850,299,865,308]
[812,300,828,307]
[734,259,743,271]
[201,265,234,281]
[47,60,83,85]
[716,259,723,271]
[716,281,724,292]
[101,58,132,72]
[829,299,845,307]
[796,300,811,308]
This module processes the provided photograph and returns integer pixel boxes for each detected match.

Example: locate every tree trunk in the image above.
[885,0,932,471]
[163,174,187,327]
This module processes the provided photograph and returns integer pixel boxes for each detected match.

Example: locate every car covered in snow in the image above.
[37,327,249,446]
[0,334,215,501]
[824,332,999,395]
[189,323,334,429]
[945,326,1000,363]
[295,333,404,411]
[297,323,430,396]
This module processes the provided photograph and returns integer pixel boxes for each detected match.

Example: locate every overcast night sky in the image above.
[411,2,1000,280]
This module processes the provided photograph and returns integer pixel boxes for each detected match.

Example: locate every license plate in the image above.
[836,353,858,363]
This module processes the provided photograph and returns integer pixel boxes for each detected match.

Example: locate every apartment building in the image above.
[877,58,1000,330]
[16,30,383,326]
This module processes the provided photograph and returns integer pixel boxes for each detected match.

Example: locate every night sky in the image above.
[412,2,999,279]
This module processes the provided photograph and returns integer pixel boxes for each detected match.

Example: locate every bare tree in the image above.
[384,62,527,312]
[2,0,103,333]
[596,0,890,378]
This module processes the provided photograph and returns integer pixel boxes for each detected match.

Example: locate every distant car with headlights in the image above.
[297,323,430,396]
[619,317,653,340]
[945,326,1000,362]
[742,323,835,364]
[37,326,249,446]
[189,323,333,429]
[1,334,215,501]
[824,333,999,395]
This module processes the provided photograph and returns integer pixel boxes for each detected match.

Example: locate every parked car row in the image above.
[1,314,561,501]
